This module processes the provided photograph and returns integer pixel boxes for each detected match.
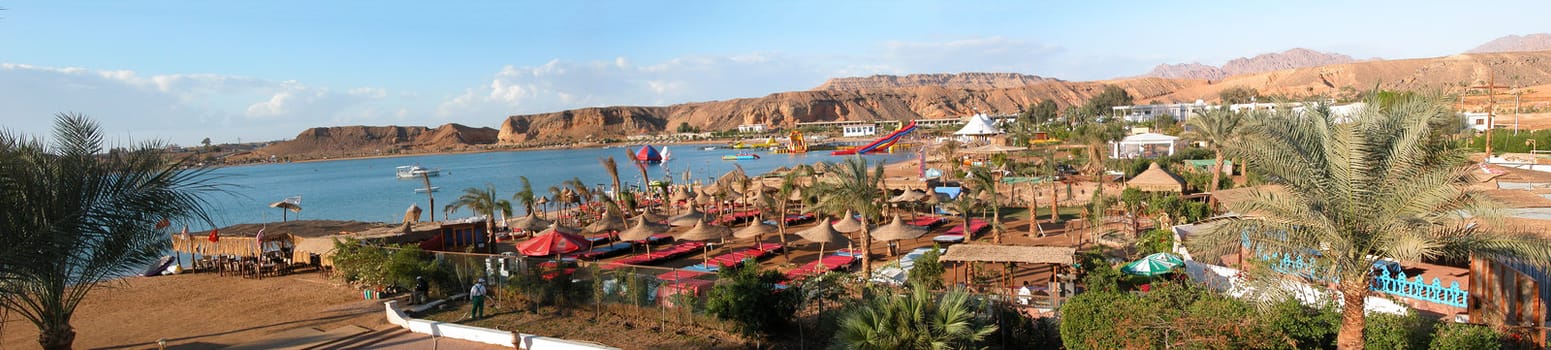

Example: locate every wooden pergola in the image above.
[939,244,1076,307]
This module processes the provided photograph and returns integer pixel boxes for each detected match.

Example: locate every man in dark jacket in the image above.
[412,276,430,305]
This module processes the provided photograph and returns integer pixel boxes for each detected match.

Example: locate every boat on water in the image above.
[414,186,440,193]
[721,153,761,160]
[701,146,718,151]
[662,147,672,162]
[395,165,440,179]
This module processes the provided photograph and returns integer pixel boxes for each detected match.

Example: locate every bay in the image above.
[201,145,914,227]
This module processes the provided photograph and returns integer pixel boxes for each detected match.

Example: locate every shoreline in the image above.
[221,139,735,168]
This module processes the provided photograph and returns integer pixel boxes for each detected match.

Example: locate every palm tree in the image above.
[0,114,226,350]
[1189,96,1551,350]
[831,283,997,350]
[1182,108,1249,192]
[965,166,1004,244]
[547,185,566,222]
[773,169,810,262]
[445,184,513,253]
[814,157,885,277]
[934,140,961,181]
[600,156,622,202]
[513,176,537,216]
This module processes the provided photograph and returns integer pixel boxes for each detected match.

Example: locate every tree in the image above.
[1082,85,1134,117]
[773,169,811,262]
[814,157,885,278]
[705,261,798,338]
[199,137,212,152]
[600,156,621,202]
[445,184,512,253]
[832,283,997,350]
[1188,95,1551,349]
[0,114,225,350]
[1182,108,1249,192]
[1031,99,1060,124]
[676,122,697,133]
[966,166,1004,244]
[1218,86,1260,104]
[934,140,961,181]
[513,175,537,215]
[906,245,946,290]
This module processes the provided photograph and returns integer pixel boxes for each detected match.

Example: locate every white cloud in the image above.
[0,63,408,145]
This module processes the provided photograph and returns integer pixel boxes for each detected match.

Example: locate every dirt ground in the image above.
[0,272,384,350]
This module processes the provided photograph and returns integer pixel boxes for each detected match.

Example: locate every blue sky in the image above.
[2,0,1548,145]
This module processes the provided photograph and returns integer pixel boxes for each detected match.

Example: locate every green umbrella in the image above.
[1121,252,1183,277]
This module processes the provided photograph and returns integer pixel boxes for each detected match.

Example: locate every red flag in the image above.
[155,218,171,230]
[207,228,220,243]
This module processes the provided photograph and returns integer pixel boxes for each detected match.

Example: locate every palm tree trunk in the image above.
[1049,177,1059,223]
[860,223,872,281]
[1027,182,1038,237]
[1210,149,1224,192]
[992,207,1002,244]
[1336,279,1369,350]
[486,218,497,254]
[38,322,74,350]
[778,201,792,262]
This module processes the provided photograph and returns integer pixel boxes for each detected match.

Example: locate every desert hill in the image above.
[239,123,498,160]
[497,78,1195,144]
[1146,48,1357,80]
[1158,50,1551,102]
[1469,33,1551,54]
[815,72,1055,90]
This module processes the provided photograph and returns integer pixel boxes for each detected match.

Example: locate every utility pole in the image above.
[1467,72,1510,161]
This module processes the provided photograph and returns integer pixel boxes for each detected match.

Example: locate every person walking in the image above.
[412,276,430,305]
[469,278,488,320]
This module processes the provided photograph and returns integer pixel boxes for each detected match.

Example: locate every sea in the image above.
[201,145,914,227]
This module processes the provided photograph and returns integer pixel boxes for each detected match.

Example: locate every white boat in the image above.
[661,147,672,162]
[414,186,440,193]
[396,165,440,179]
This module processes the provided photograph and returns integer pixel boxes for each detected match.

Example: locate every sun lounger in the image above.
[656,270,709,281]
[908,216,948,228]
[571,241,634,260]
[784,254,858,280]
[784,214,815,225]
[604,241,707,268]
[932,234,965,243]
[585,234,614,246]
[645,233,673,245]
[658,279,715,308]
[944,218,988,235]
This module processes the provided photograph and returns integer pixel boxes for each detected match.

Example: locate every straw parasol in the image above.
[872,215,928,256]
[618,216,670,241]
[668,207,706,226]
[403,203,423,224]
[540,221,580,235]
[796,219,851,257]
[585,211,627,233]
[1127,162,1186,193]
[734,221,779,239]
[510,212,552,234]
[636,208,669,223]
[675,219,733,265]
[832,210,864,233]
[269,200,302,222]
[670,188,691,202]
[889,189,928,203]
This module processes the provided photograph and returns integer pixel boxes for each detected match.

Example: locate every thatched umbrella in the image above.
[270,200,301,222]
[585,211,627,234]
[734,221,780,251]
[832,210,864,233]
[619,216,670,255]
[403,203,423,224]
[675,219,733,265]
[510,212,552,235]
[796,219,851,258]
[637,208,669,223]
[889,189,928,203]
[871,215,928,256]
[668,207,706,227]
[670,188,691,202]
[536,196,551,219]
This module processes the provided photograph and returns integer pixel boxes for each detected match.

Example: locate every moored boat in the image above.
[395,165,440,178]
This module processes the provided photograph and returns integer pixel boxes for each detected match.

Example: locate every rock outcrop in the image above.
[247,123,498,160]
[1469,33,1551,54]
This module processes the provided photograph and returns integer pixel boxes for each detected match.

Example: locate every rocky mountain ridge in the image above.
[240,124,498,161]
[814,72,1055,90]
[1146,48,1358,80]
[1469,33,1551,53]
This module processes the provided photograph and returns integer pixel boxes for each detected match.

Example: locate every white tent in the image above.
[953,113,1002,135]
[1111,133,1179,159]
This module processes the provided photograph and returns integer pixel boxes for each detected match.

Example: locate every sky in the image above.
[2,0,1548,146]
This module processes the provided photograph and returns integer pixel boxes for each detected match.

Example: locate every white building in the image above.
[1112,100,1211,123]
[1463,112,1491,131]
[737,124,768,133]
[843,124,877,137]
[1111,133,1180,159]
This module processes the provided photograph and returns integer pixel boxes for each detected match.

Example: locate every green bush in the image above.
[705,261,799,337]
[1428,322,1501,350]
[1363,312,1433,350]
[1261,299,1338,349]
[906,245,946,290]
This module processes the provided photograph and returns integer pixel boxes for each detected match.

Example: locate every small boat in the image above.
[662,147,672,162]
[396,165,440,179]
[721,153,761,161]
[701,146,718,151]
[141,256,176,277]
[414,186,440,193]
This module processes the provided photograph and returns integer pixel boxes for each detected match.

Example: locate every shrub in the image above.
[907,245,946,290]
[832,283,997,349]
[705,261,799,337]
[1363,311,1432,350]
[1429,322,1501,350]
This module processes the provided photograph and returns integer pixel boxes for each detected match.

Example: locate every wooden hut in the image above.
[1127,162,1185,193]
[437,218,488,251]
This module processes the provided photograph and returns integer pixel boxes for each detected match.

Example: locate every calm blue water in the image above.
[203,146,913,226]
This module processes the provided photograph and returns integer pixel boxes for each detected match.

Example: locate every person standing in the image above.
[412,276,430,305]
[469,278,487,319]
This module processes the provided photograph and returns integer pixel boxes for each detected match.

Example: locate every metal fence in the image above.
[1261,252,1467,308]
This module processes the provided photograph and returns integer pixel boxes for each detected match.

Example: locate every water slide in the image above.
[831,121,918,155]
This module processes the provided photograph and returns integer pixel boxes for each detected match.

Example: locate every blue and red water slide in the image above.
[831,121,918,155]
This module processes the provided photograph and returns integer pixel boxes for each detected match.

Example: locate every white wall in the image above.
[384,301,619,349]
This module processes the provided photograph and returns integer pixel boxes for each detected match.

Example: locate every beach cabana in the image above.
[1111,133,1179,159]
[938,245,1076,306]
[1127,163,1186,193]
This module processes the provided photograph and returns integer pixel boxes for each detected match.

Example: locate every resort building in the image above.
[842,124,878,137]
[1112,100,1210,123]
[1111,132,1180,159]
[1463,112,1492,131]
[736,124,768,133]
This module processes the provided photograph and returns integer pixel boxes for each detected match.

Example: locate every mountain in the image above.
[1158,50,1551,102]
[1469,33,1551,53]
[815,72,1055,90]
[1146,48,1357,80]
[498,78,1193,144]
[240,123,498,160]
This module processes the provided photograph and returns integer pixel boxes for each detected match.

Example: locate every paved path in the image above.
[313,327,509,350]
